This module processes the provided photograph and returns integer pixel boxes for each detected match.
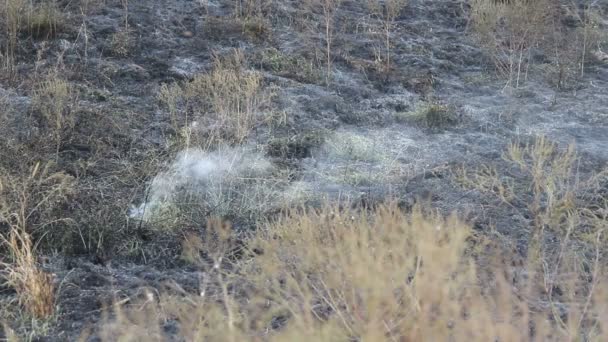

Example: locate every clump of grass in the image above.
[131,146,291,232]
[241,17,272,41]
[0,227,55,320]
[456,136,582,239]
[267,131,327,159]
[158,50,271,146]
[26,1,62,39]
[469,0,556,87]
[234,0,274,19]
[313,131,407,188]
[1,0,25,71]
[454,164,515,204]
[1,0,63,73]
[109,28,133,57]
[0,162,73,320]
[203,16,272,43]
[32,71,77,155]
[396,102,456,128]
[455,136,608,326]
[257,48,322,83]
[324,131,383,162]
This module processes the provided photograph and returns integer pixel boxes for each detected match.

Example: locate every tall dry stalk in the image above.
[306,0,342,86]
[367,0,408,73]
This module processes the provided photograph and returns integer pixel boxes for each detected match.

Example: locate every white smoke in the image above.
[129,147,273,221]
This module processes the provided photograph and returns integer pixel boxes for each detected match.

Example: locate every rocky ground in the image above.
[1,0,608,339]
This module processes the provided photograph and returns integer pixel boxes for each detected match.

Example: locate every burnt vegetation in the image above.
[1,0,608,340]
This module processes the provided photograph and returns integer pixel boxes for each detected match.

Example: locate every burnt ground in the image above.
[1,0,608,339]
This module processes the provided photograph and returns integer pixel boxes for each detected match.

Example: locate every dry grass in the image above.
[256,48,322,84]
[468,0,605,88]
[0,162,73,320]
[454,136,608,341]
[101,138,608,340]
[32,71,77,156]
[0,227,55,320]
[131,145,294,232]
[1,0,63,74]
[109,28,133,57]
[158,50,269,146]
[26,0,62,39]
[395,102,456,128]
[95,201,608,341]
[234,0,274,19]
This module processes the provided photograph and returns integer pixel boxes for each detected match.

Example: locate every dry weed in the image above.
[470,0,606,88]
[97,201,608,340]
[158,50,269,146]
[32,72,77,155]
[0,227,55,320]
[1,0,63,73]
[305,0,342,86]
[0,162,72,320]
[469,0,556,87]
[366,0,408,73]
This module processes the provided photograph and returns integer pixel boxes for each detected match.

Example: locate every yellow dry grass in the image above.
[95,201,608,341]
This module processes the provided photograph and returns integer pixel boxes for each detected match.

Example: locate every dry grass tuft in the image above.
[0,227,55,320]
[1,0,64,73]
[32,71,77,155]
[0,161,75,326]
[158,50,270,147]
[0,161,73,320]
[396,102,456,128]
[26,0,62,39]
[469,0,556,86]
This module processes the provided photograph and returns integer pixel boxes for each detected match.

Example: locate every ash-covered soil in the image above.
[1,0,608,339]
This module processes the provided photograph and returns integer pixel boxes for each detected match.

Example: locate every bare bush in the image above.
[470,0,606,88]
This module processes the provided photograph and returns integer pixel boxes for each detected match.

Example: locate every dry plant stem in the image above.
[307,0,341,86]
[367,0,408,73]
